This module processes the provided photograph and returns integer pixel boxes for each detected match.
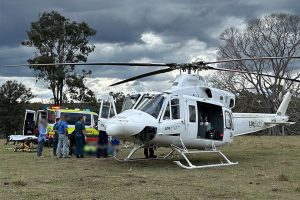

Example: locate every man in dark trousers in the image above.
[52,117,60,156]
[74,116,86,158]
[97,130,108,158]
[144,146,157,158]
[69,131,76,156]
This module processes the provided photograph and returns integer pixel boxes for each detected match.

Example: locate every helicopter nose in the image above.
[106,109,157,138]
[106,123,144,138]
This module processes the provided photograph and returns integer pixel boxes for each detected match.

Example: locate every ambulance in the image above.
[23,107,99,142]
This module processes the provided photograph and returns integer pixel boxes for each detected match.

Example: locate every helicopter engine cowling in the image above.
[105,109,158,141]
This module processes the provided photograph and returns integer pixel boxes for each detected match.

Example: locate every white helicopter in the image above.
[4,56,300,169]
[93,56,299,169]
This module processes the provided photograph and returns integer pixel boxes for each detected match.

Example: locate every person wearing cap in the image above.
[74,116,86,158]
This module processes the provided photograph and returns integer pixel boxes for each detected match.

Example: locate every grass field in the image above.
[0,136,300,200]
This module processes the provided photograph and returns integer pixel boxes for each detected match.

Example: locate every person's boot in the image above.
[149,148,157,158]
[144,148,149,158]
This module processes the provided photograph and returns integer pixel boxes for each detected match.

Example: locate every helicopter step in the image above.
[171,145,238,169]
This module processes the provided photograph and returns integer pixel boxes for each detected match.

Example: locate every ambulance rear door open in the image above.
[23,110,36,135]
[36,110,48,124]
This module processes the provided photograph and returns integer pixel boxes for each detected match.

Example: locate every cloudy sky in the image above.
[0,0,299,101]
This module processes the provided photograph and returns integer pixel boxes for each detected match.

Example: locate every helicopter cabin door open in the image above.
[98,94,117,132]
[186,100,198,140]
[196,102,224,141]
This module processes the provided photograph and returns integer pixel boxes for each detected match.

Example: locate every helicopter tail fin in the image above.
[276,91,292,116]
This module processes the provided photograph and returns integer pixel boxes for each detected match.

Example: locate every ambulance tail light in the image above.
[51,106,61,109]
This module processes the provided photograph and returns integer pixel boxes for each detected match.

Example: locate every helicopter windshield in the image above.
[122,94,141,111]
[138,94,165,118]
[135,93,157,109]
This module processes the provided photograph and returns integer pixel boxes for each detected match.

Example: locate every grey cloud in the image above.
[1,0,300,80]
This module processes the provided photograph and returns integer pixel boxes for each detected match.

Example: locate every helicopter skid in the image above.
[114,156,170,162]
[113,144,237,169]
[172,146,238,169]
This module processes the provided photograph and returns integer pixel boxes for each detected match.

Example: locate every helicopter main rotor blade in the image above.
[209,66,300,83]
[1,62,174,67]
[204,56,300,65]
[110,68,175,86]
[3,56,300,67]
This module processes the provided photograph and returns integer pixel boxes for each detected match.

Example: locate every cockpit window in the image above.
[109,105,115,118]
[138,94,165,118]
[122,94,141,111]
[162,98,180,120]
[171,99,180,119]
[100,101,115,119]
[163,102,171,120]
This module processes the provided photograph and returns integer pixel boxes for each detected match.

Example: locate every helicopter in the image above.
[3,56,300,169]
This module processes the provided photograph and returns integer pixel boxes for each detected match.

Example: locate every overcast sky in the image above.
[0,0,299,101]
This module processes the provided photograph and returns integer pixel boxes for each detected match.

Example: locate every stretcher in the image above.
[6,135,38,152]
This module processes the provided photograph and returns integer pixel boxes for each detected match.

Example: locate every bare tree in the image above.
[211,13,300,134]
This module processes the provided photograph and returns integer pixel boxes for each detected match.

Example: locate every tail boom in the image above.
[233,113,292,136]
[233,91,294,136]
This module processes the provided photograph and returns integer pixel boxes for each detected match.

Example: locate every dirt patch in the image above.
[3,182,10,186]
[277,174,289,181]
[12,180,27,186]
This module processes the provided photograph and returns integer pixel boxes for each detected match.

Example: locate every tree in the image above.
[211,13,300,134]
[22,11,96,105]
[66,70,97,104]
[0,81,34,138]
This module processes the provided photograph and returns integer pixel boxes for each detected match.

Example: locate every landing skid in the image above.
[114,143,237,169]
[171,145,238,169]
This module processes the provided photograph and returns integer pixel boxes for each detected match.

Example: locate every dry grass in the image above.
[0,136,300,200]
